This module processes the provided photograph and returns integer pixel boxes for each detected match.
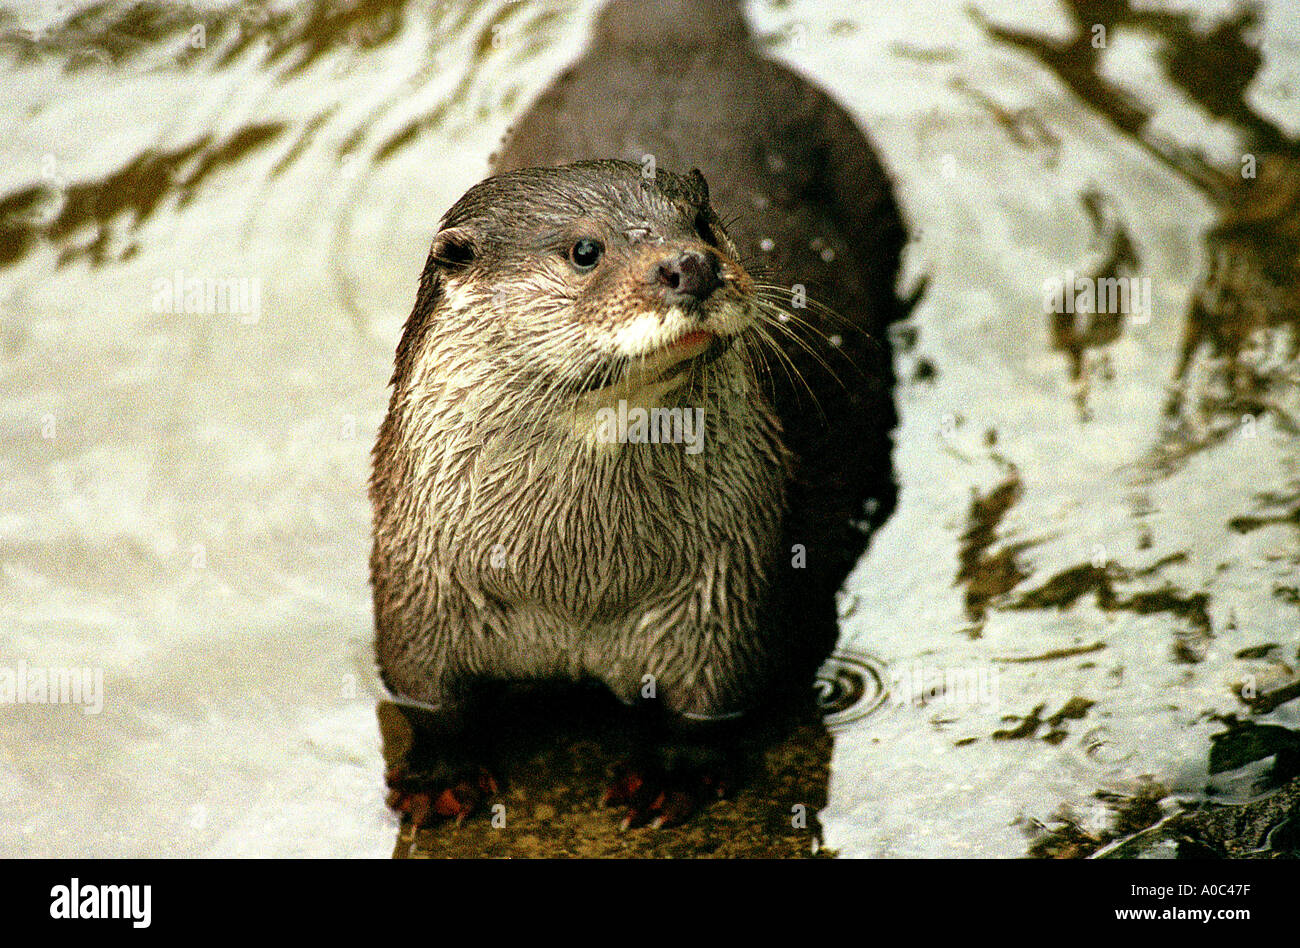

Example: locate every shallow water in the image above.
[1,0,1297,856]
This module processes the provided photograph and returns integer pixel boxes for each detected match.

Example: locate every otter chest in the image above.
[451,441,748,618]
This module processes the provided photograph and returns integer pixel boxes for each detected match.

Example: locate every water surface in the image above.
[1,0,1297,856]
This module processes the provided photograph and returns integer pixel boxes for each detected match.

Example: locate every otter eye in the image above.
[569,238,603,271]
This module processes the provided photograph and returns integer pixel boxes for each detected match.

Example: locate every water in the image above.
[1,0,1297,856]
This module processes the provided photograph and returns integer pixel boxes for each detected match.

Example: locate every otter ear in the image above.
[687,168,711,205]
[429,226,477,271]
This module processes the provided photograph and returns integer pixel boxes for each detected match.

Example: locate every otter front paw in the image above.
[602,752,732,829]
[385,762,500,828]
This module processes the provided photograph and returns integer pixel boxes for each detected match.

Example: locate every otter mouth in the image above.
[574,305,748,397]
[574,327,738,397]
[657,329,731,381]
[573,329,733,397]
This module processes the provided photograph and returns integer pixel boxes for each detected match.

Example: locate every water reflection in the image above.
[973,1,1299,465]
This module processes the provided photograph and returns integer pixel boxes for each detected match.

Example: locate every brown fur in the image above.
[371,0,906,733]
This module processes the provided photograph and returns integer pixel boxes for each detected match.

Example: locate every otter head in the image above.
[408,160,758,421]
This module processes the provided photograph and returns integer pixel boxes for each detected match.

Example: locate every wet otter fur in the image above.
[372,0,906,829]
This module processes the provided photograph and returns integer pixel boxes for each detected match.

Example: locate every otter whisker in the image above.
[749,320,830,425]
[749,300,850,394]
[748,282,860,328]
[748,285,866,346]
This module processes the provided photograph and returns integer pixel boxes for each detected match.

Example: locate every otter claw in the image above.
[604,763,728,829]
[386,765,499,828]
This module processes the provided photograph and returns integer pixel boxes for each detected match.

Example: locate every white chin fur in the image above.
[605,302,751,360]
[570,305,740,451]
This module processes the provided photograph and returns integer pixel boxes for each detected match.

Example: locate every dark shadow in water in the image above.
[0,0,559,159]
[964,2,1300,857]
[971,0,1299,462]
[0,0,569,337]
[1048,189,1141,419]
[0,124,284,269]
[0,0,411,74]
[955,467,1030,629]
[1030,718,1300,858]
[956,0,1299,651]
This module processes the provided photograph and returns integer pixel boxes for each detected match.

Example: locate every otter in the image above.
[371,0,906,829]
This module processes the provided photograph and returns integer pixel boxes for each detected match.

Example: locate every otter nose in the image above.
[655,250,721,302]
